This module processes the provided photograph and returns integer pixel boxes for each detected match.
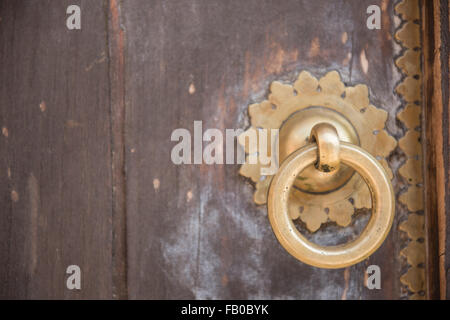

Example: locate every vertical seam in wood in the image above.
[107,0,128,299]
[423,0,442,300]
[440,0,450,300]
[422,0,449,299]
[422,0,438,300]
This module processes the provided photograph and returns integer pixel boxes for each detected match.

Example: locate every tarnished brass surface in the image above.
[395,0,425,299]
[309,122,341,172]
[267,142,395,269]
[239,71,396,232]
[279,108,359,193]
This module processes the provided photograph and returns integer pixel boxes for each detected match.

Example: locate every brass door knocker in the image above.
[239,71,397,268]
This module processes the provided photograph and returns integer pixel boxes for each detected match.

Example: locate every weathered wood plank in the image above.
[121,0,401,299]
[422,0,450,300]
[107,0,128,300]
[0,0,113,298]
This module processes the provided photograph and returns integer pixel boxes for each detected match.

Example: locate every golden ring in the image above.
[267,142,395,268]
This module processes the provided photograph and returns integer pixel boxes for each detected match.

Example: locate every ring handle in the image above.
[267,138,395,268]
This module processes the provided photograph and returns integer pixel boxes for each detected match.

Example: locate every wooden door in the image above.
[0,0,448,300]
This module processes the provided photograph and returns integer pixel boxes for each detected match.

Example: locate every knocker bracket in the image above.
[309,122,340,173]
[238,71,397,268]
[239,71,397,233]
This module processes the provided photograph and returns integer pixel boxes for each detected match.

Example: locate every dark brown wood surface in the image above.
[0,0,113,298]
[0,0,438,299]
[121,0,401,299]
[422,0,449,300]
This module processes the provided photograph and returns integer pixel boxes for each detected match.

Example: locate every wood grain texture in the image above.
[108,0,128,300]
[422,0,449,300]
[0,0,429,299]
[0,0,113,298]
[441,0,450,300]
[121,0,402,299]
